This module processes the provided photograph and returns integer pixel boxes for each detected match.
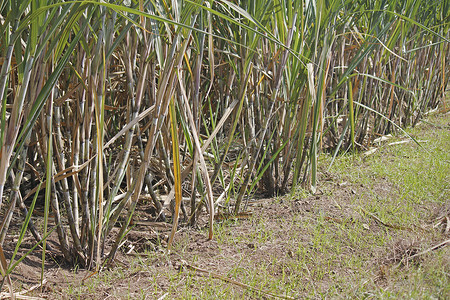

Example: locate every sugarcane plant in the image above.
[0,0,448,286]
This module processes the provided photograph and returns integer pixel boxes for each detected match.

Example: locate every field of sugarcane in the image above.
[0,0,449,294]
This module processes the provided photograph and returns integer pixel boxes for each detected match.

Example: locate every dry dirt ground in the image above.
[1,112,449,299]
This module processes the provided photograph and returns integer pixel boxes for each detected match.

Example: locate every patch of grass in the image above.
[319,111,450,298]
